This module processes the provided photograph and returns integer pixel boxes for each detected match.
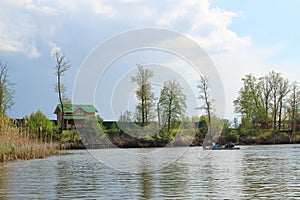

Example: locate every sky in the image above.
[1,0,299,121]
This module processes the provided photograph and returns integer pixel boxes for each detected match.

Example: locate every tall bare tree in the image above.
[0,61,14,117]
[198,76,214,132]
[55,50,71,131]
[131,65,155,127]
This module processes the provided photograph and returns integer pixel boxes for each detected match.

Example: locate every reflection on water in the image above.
[0,145,300,199]
[242,145,300,199]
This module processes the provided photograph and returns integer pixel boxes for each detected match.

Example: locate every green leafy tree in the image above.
[109,122,120,134]
[258,74,272,126]
[26,110,57,141]
[267,71,290,130]
[131,65,155,127]
[158,80,187,134]
[0,61,15,117]
[234,74,264,125]
[221,119,240,143]
[235,72,292,131]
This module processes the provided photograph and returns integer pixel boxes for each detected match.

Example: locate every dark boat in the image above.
[203,143,240,150]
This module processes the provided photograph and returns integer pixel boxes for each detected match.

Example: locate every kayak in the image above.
[203,145,240,150]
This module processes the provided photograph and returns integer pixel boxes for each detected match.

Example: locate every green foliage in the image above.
[226,130,240,143]
[26,110,58,141]
[86,116,104,136]
[131,65,155,126]
[219,119,239,143]
[0,142,15,154]
[109,122,120,134]
[96,115,106,132]
[234,74,265,122]
[197,116,208,134]
[159,80,187,134]
[234,71,299,133]
[239,117,261,136]
[61,130,80,142]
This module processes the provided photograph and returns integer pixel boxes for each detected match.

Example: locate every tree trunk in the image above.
[58,73,64,132]
[167,93,172,134]
[141,84,145,127]
[278,99,283,130]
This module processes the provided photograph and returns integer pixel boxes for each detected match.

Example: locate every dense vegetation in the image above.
[82,67,300,147]
[232,71,300,144]
[0,61,58,162]
[1,57,300,160]
[0,114,58,162]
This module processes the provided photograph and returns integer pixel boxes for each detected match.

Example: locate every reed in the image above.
[0,117,59,162]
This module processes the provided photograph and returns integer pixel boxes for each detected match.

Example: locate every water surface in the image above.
[0,145,300,199]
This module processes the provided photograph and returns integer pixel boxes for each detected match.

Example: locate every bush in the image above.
[26,110,58,142]
[227,129,240,143]
[61,130,80,143]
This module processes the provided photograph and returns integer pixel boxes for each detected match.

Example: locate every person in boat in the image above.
[211,142,215,148]
[211,142,219,149]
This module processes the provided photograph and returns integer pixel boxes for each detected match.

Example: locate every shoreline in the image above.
[1,131,299,162]
[61,134,300,150]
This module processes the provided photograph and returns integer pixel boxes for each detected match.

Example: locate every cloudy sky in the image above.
[1,0,299,120]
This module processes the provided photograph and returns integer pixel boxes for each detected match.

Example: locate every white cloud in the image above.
[0,4,41,58]
[89,0,116,17]
[25,3,58,15]
[49,42,61,58]
[0,0,117,58]
[155,0,251,51]
[0,0,251,58]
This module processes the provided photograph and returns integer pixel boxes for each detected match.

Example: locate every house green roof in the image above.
[55,104,98,113]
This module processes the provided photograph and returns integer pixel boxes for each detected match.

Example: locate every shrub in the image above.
[26,110,58,142]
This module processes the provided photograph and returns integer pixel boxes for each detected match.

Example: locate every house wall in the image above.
[54,106,96,129]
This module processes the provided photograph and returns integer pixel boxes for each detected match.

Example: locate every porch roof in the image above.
[63,115,87,120]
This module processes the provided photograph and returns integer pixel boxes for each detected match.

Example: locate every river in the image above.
[0,144,300,199]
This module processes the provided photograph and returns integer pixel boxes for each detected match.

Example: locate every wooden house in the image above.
[54,104,98,129]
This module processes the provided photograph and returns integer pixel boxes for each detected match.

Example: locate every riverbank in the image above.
[0,125,59,162]
[62,130,300,149]
[236,131,300,145]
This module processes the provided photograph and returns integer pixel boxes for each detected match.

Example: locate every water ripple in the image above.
[0,145,300,199]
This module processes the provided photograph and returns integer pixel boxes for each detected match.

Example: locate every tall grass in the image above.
[0,117,59,162]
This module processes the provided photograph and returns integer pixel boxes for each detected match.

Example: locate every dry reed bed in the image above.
[0,119,59,162]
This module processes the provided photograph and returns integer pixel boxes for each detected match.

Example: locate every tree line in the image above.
[1,51,300,146]
[234,71,300,134]
[117,64,214,141]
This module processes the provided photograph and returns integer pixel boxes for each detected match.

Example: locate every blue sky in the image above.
[0,0,299,120]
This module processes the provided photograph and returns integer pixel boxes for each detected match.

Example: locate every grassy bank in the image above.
[0,118,59,162]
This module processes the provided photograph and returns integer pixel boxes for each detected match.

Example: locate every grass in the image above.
[0,117,59,162]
